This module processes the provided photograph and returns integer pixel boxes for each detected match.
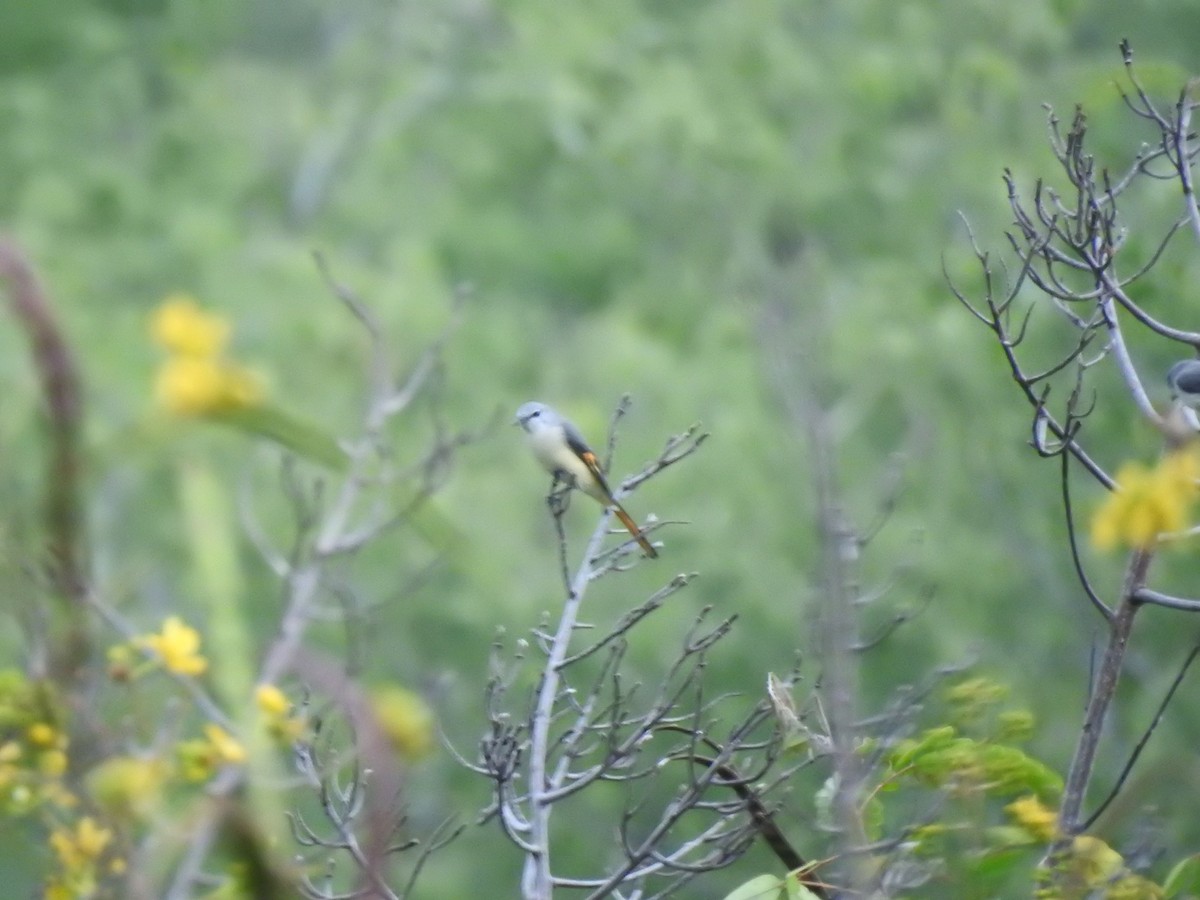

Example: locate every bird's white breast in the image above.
[525,424,601,497]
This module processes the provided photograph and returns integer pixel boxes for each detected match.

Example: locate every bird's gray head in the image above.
[515,401,558,432]
[1167,359,1200,407]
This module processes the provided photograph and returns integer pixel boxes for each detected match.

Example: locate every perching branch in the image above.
[472,411,815,898]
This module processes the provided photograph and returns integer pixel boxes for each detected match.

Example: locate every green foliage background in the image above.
[4,0,1200,895]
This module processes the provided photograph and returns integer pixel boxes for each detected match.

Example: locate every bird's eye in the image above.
[530,410,540,418]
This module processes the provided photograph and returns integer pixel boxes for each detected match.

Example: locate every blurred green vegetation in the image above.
[3,0,1200,895]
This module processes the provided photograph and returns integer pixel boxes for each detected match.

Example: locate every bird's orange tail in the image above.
[611,504,658,558]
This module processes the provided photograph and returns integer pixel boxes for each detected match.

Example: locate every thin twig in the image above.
[1083,638,1200,829]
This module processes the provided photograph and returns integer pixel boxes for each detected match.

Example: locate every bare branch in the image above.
[1131,588,1200,612]
[1053,550,1151,846]
[1058,450,1113,621]
[1083,637,1200,830]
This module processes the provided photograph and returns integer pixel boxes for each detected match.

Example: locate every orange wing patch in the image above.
[579,450,604,482]
[578,449,656,558]
[577,449,613,500]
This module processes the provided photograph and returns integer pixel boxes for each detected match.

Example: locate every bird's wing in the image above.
[1170,360,1200,396]
[562,420,613,499]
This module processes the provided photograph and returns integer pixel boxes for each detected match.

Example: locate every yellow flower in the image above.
[151,295,230,357]
[370,685,435,761]
[27,722,59,748]
[255,684,289,717]
[46,816,112,900]
[203,724,246,765]
[177,725,247,781]
[1162,449,1200,499]
[150,295,264,418]
[1091,451,1200,551]
[1052,835,1163,897]
[1069,836,1122,881]
[156,356,224,415]
[155,356,263,417]
[1005,795,1058,841]
[50,816,112,871]
[137,617,208,676]
[256,684,306,742]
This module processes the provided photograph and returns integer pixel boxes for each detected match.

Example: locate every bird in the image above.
[1166,359,1200,433]
[1167,359,1200,407]
[514,401,658,558]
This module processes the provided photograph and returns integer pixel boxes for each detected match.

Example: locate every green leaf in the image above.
[966,844,1033,887]
[212,403,347,471]
[784,871,824,900]
[721,874,784,900]
[985,825,1038,849]
[862,792,885,842]
[1163,854,1200,898]
[814,775,837,832]
[977,743,1063,800]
